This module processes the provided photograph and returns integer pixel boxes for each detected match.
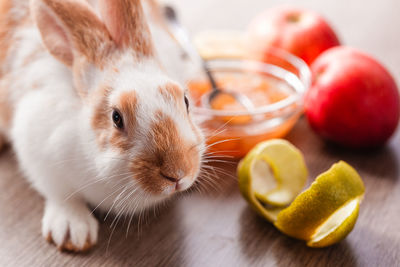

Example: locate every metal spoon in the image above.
[162,5,255,110]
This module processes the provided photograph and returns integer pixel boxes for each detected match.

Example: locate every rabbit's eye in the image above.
[184,95,189,113]
[112,110,124,129]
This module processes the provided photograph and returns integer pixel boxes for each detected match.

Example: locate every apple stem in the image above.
[287,13,301,23]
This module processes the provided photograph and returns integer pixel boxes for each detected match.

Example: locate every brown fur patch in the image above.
[159,83,183,105]
[92,86,111,131]
[92,88,138,152]
[0,81,12,129]
[118,91,138,131]
[0,1,46,129]
[61,239,93,253]
[0,0,31,129]
[129,156,173,194]
[109,131,131,152]
[91,86,112,148]
[131,111,200,194]
[109,91,138,151]
[158,84,203,144]
[0,0,14,76]
[39,0,114,67]
[46,232,94,252]
[100,0,154,57]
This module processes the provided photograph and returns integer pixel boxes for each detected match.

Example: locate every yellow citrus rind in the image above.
[238,139,365,248]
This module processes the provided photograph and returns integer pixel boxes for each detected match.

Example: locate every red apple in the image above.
[305,46,400,148]
[246,6,340,65]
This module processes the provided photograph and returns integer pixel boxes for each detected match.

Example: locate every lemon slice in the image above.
[275,161,364,247]
[193,30,247,60]
[238,139,365,248]
[238,139,308,221]
[238,139,308,207]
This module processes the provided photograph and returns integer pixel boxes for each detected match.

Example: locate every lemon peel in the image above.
[307,197,360,248]
[238,139,365,248]
[238,139,308,208]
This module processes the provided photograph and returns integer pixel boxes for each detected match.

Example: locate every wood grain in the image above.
[0,0,399,266]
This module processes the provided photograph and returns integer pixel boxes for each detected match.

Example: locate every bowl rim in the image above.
[192,48,311,117]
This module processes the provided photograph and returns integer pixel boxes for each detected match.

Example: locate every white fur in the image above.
[3,0,204,251]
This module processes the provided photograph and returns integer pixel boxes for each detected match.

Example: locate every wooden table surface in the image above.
[1,0,399,266]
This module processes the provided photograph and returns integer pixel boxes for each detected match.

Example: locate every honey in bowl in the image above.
[188,58,309,158]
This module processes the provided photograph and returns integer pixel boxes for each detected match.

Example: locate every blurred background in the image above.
[168,0,400,84]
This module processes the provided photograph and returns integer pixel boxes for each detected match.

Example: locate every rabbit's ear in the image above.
[31,0,113,67]
[98,0,154,57]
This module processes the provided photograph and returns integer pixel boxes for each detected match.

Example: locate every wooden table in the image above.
[0,0,399,266]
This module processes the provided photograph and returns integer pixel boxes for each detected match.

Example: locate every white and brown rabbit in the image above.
[0,0,204,252]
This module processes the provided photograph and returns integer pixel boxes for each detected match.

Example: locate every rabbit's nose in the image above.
[160,172,180,183]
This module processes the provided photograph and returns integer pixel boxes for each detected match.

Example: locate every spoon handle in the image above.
[162,5,219,90]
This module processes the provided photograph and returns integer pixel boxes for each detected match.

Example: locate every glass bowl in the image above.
[188,48,311,158]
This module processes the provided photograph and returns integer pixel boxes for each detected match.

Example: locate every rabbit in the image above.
[0,0,205,252]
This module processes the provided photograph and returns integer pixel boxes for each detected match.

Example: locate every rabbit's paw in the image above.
[42,201,98,252]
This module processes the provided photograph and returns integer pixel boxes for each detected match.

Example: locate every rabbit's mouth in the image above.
[128,154,200,197]
[160,172,194,195]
